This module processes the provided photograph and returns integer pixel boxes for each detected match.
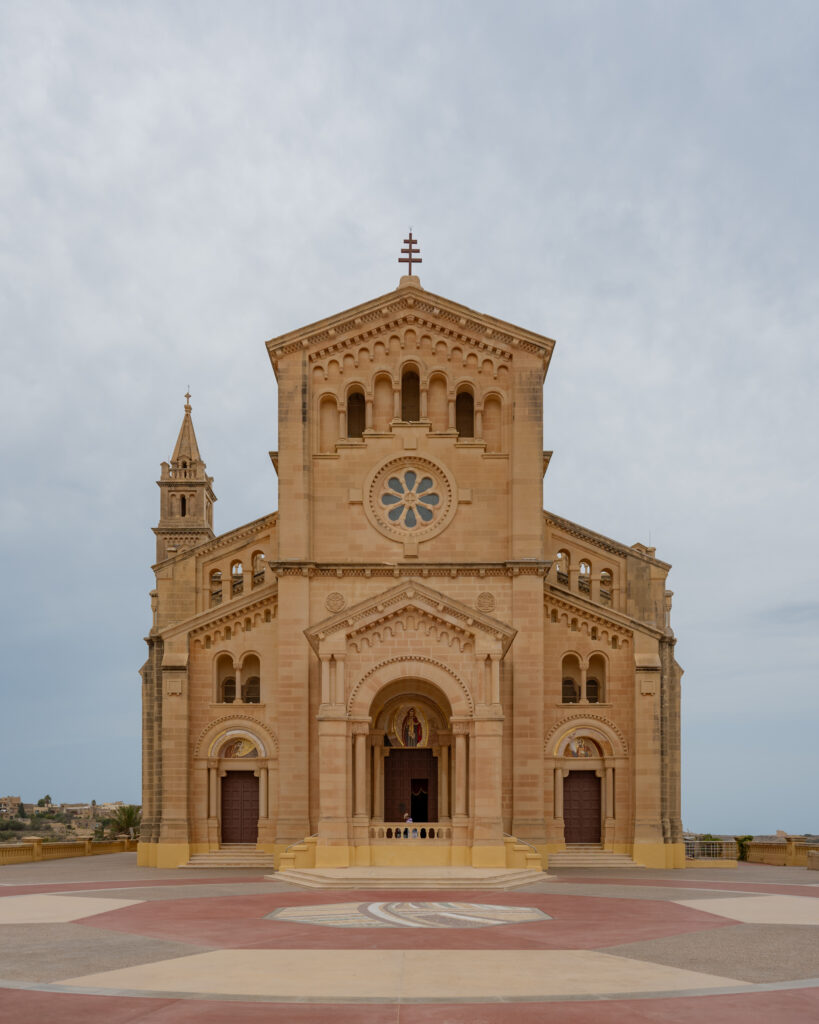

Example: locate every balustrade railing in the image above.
[684,840,738,860]
[369,823,452,841]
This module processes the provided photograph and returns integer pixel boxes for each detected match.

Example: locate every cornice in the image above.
[153,511,279,571]
[272,560,549,579]
[265,284,555,368]
[544,510,671,569]
[545,587,667,640]
[160,583,278,641]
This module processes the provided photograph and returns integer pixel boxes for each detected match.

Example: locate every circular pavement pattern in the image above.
[266,900,551,928]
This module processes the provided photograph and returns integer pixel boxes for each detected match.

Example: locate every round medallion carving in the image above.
[476,591,496,613]
[364,454,457,544]
[325,592,346,613]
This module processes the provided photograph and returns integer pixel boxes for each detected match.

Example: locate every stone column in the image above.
[453,727,468,817]
[448,396,455,429]
[591,575,601,603]
[420,384,428,419]
[579,667,587,704]
[338,404,347,438]
[393,386,400,419]
[475,407,483,438]
[259,767,268,820]
[439,742,450,819]
[554,767,564,819]
[365,395,373,430]
[605,766,614,819]
[334,654,346,707]
[234,666,243,704]
[490,654,501,705]
[353,726,368,818]
[372,737,385,821]
[320,654,331,705]
[208,763,218,818]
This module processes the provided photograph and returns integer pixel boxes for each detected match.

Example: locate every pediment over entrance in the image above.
[304,579,516,658]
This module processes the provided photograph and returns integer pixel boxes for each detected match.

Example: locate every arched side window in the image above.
[347,390,365,438]
[180,495,187,517]
[231,561,243,596]
[241,653,261,704]
[251,551,265,587]
[401,370,420,421]
[215,653,235,703]
[209,569,222,607]
[455,390,474,437]
[483,394,502,451]
[578,559,592,594]
[427,374,448,432]
[319,394,337,453]
[587,653,607,703]
[600,568,614,607]
[555,550,570,584]
[561,654,581,704]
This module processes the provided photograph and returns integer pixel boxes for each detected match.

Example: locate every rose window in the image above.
[364,454,457,548]
[380,470,441,529]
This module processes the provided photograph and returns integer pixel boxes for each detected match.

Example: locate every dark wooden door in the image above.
[221,771,259,843]
[563,771,601,843]
[384,749,438,821]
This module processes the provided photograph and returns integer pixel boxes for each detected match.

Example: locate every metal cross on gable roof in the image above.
[398,231,422,274]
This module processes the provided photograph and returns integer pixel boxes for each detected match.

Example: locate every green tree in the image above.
[107,805,141,837]
[17,803,25,818]
[36,795,52,808]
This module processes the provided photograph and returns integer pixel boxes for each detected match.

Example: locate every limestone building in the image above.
[139,266,683,870]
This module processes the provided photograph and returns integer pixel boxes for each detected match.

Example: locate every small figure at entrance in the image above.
[402,707,422,747]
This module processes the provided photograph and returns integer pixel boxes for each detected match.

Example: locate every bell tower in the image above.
[154,393,216,562]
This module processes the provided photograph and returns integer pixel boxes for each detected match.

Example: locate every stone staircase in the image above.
[267,866,548,890]
[182,845,277,869]
[547,845,642,869]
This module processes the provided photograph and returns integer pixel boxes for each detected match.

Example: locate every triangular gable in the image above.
[266,279,555,374]
[304,579,516,656]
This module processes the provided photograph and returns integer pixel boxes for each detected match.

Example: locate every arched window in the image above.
[427,375,448,432]
[215,653,234,703]
[600,569,613,607]
[555,550,570,584]
[209,569,222,607]
[401,370,420,421]
[579,559,592,594]
[561,654,581,704]
[231,561,243,596]
[319,395,337,452]
[243,677,260,703]
[251,551,265,587]
[347,391,365,438]
[455,390,474,437]
[483,394,502,451]
[588,653,607,703]
[180,495,187,517]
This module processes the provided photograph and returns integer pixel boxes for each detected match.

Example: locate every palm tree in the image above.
[107,805,141,837]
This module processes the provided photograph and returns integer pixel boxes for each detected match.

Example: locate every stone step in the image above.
[267,866,549,890]
[182,849,277,869]
[547,850,641,868]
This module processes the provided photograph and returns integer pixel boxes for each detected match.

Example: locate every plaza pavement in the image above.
[0,853,817,1022]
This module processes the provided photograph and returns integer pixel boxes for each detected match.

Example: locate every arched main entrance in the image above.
[563,771,601,844]
[370,681,452,825]
[220,771,259,843]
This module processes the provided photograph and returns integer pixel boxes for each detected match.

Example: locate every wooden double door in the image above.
[221,770,259,844]
[384,748,438,822]
[563,770,601,844]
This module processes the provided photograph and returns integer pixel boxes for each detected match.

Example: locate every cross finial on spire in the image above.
[398,231,422,275]
[184,388,191,412]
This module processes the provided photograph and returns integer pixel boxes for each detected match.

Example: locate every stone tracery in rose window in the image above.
[379,469,441,529]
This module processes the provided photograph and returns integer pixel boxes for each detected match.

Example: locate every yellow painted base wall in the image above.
[137,842,190,868]
[631,842,685,869]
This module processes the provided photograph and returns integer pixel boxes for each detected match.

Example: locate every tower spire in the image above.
[153,393,216,562]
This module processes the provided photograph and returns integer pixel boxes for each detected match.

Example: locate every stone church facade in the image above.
[139,271,683,870]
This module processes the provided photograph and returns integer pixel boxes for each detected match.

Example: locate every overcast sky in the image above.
[1,1,816,835]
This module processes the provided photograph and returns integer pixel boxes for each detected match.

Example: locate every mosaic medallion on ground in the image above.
[266,901,551,929]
